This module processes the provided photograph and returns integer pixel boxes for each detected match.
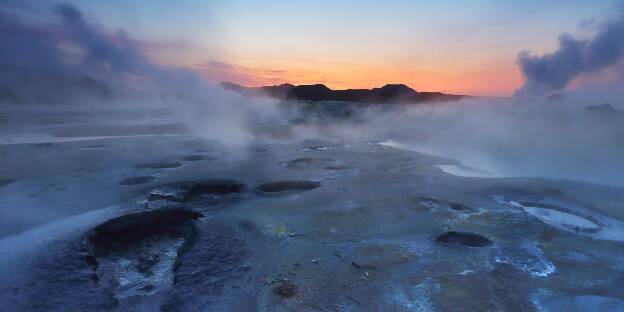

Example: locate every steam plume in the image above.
[0,2,205,103]
[514,9,624,98]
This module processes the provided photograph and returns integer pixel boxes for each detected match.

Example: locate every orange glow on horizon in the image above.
[192,58,522,97]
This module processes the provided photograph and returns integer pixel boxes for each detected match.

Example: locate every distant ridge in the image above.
[221,82,466,104]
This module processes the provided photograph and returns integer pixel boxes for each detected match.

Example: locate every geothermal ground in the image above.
[1,106,624,312]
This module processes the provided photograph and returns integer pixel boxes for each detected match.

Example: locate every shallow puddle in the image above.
[523,206,600,232]
[435,164,501,178]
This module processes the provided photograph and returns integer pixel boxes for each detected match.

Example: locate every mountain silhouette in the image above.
[221,82,465,104]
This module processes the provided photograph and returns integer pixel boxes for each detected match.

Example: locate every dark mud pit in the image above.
[119,176,157,185]
[181,155,207,162]
[86,209,202,254]
[272,281,298,299]
[412,197,478,214]
[148,179,245,202]
[436,231,494,247]
[448,203,478,214]
[136,161,182,169]
[285,157,340,170]
[84,209,202,308]
[449,203,467,211]
[256,180,321,193]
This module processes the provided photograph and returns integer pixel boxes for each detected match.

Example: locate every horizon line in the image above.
[219,81,513,99]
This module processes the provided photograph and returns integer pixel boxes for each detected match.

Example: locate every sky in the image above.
[6,0,620,96]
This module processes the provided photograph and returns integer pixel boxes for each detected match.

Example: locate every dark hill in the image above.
[221,82,465,104]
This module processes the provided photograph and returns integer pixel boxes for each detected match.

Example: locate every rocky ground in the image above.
[1,108,624,311]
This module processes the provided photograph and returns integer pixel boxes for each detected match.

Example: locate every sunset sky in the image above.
[37,0,617,96]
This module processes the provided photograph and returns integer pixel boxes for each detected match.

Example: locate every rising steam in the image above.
[514,6,624,98]
[0,2,261,147]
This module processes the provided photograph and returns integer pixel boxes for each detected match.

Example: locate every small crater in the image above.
[436,231,493,247]
[448,203,478,213]
[256,181,321,193]
[285,157,338,170]
[181,155,206,162]
[413,197,439,209]
[119,176,156,185]
[449,203,467,211]
[84,209,202,305]
[86,209,202,255]
[148,179,245,202]
[186,180,244,198]
[272,281,298,298]
[136,162,182,169]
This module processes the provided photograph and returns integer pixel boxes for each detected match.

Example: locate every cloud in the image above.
[54,3,147,74]
[514,8,624,98]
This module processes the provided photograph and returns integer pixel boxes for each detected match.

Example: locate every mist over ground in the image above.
[352,99,624,186]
